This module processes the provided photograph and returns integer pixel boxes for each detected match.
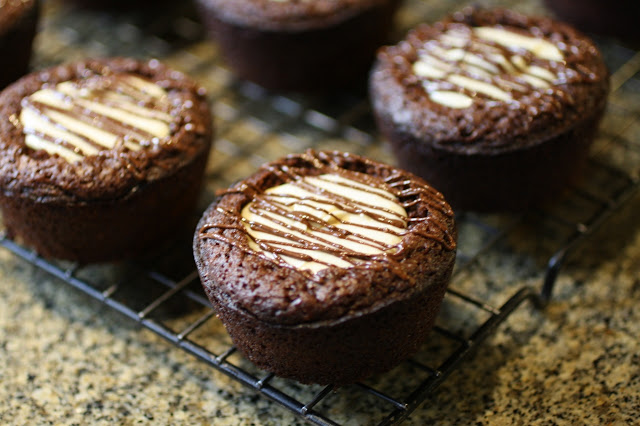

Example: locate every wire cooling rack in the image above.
[1,0,639,424]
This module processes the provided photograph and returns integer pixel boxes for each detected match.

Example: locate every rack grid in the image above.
[1,1,639,424]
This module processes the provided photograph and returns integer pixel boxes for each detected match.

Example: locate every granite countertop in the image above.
[1,196,639,425]
[1,0,640,424]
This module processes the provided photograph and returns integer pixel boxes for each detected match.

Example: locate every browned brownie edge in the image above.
[374,105,605,211]
[203,260,451,385]
[1,152,209,263]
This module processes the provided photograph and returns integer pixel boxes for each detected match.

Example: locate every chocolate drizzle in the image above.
[199,150,456,282]
[408,23,596,109]
[19,73,176,162]
[383,6,608,117]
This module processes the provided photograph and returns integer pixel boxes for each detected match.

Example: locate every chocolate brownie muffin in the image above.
[544,0,640,42]
[370,8,610,211]
[0,58,213,263]
[196,0,402,91]
[194,150,456,384]
[0,0,39,89]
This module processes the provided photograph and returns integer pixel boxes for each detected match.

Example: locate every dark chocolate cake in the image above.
[0,0,39,89]
[0,58,213,262]
[544,0,640,42]
[196,0,402,91]
[370,7,610,211]
[194,150,457,384]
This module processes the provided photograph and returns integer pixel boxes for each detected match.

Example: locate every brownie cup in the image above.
[196,0,402,91]
[194,150,457,385]
[545,0,640,42]
[370,8,610,211]
[0,0,39,89]
[0,58,213,263]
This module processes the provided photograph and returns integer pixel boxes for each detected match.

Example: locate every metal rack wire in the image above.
[1,0,639,424]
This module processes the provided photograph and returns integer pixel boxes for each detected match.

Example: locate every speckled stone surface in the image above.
[1,196,638,424]
[417,199,640,424]
[0,247,300,425]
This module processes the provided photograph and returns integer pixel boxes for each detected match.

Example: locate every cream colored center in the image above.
[19,75,173,163]
[413,26,564,109]
[241,174,408,274]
